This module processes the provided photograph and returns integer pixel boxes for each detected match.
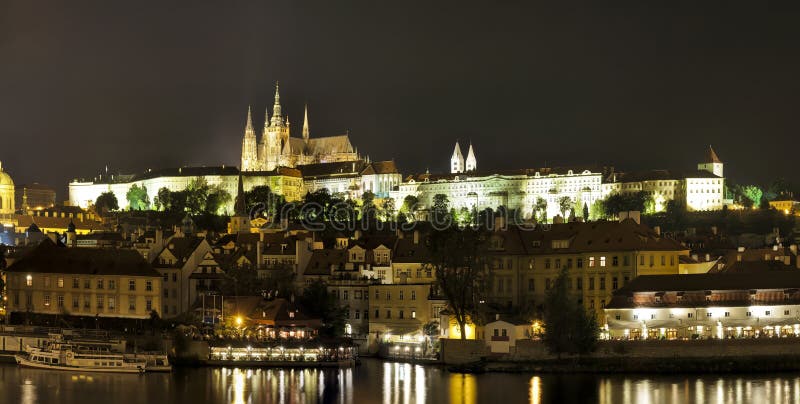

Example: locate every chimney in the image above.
[711,226,718,235]
[354,229,362,240]
[413,230,420,245]
[705,253,710,262]
[155,229,163,246]
[653,226,661,236]
[495,313,500,321]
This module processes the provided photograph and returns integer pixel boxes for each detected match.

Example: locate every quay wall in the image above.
[442,338,800,366]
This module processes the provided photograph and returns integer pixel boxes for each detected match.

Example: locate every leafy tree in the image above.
[126,184,150,211]
[155,187,172,211]
[582,203,590,221]
[543,267,598,358]
[245,186,275,217]
[534,197,548,223]
[759,195,770,210]
[298,280,348,338]
[206,186,232,215]
[185,178,210,215]
[742,185,763,208]
[95,192,119,213]
[431,194,451,225]
[170,190,189,213]
[400,195,420,222]
[380,198,396,222]
[424,227,487,340]
[361,191,376,221]
[558,196,572,220]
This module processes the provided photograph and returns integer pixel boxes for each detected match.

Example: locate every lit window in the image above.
[25,275,32,287]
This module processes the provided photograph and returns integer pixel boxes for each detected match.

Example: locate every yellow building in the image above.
[4,240,162,319]
[485,219,689,321]
[0,160,15,228]
[368,283,446,342]
[769,200,799,216]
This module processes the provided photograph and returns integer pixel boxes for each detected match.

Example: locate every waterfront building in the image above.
[769,199,800,215]
[151,233,211,318]
[483,315,534,353]
[605,271,800,339]
[3,239,163,319]
[482,219,689,320]
[368,283,447,345]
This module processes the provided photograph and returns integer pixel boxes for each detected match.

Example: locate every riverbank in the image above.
[450,355,800,374]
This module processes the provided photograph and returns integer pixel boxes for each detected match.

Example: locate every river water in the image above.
[2,359,800,403]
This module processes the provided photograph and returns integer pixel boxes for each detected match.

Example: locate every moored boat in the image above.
[14,342,146,374]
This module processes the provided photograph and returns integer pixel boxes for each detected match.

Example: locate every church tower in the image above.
[450,141,465,174]
[241,106,259,171]
[465,142,477,172]
[698,145,724,178]
[302,104,310,141]
[261,82,290,171]
[228,174,252,234]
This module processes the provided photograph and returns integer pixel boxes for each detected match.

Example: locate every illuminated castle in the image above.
[241,82,359,172]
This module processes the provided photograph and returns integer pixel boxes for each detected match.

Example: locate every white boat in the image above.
[125,353,172,372]
[15,342,146,374]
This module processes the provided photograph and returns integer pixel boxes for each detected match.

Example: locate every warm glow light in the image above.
[235,316,243,326]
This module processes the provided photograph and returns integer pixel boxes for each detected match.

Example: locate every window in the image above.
[670,255,675,266]
[97,296,104,309]
[687,313,693,318]
[528,279,535,291]
[649,255,654,267]
[661,255,666,266]
[109,280,116,290]
[355,311,360,319]
[386,310,391,319]
[386,292,391,300]
[639,255,645,265]
[724,312,730,317]
[97,279,104,289]
[493,329,499,336]
[612,256,619,266]
[600,257,606,267]
[44,294,51,307]
[576,278,582,290]
[544,259,551,269]
[599,277,606,290]
[57,278,64,288]
[399,291,404,300]
[411,291,416,300]
[612,277,618,290]
[589,257,595,267]
[172,273,177,282]
[129,297,136,311]
[411,310,416,319]
[146,299,152,311]
[615,315,621,320]
[163,289,169,298]
[44,277,51,288]
[108,297,115,310]
[766,311,771,316]
[706,312,712,317]
[555,259,561,269]
[344,290,349,300]
[84,279,91,289]
[375,290,380,300]
[162,273,168,282]
[589,278,595,290]
[399,310,404,319]
[72,296,79,309]
[25,275,32,287]
[354,290,362,300]
[545,279,551,290]
[566,258,573,268]
[502,329,507,337]
[785,310,791,316]
[623,256,629,266]
[145,281,152,291]
[84,297,90,309]
[129,280,136,291]
[57,295,64,308]
[374,310,379,319]
[633,314,638,320]
[746,311,751,317]
[576,258,583,268]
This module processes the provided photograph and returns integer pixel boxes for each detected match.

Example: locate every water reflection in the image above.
[7,362,800,403]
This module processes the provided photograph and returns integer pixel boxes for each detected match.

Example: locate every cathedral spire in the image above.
[263,106,270,129]
[451,141,465,174]
[302,104,310,140]
[465,142,477,172]
[245,105,254,132]
[271,81,282,125]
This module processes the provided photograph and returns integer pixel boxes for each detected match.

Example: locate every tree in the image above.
[95,192,119,213]
[582,203,590,221]
[185,178,210,215]
[424,227,486,340]
[558,196,572,220]
[742,185,763,208]
[206,186,232,215]
[380,198,396,222]
[155,187,172,211]
[126,184,150,211]
[400,195,420,222]
[534,197,548,223]
[543,267,598,358]
[361,191,376,221]
[298,280,348,338]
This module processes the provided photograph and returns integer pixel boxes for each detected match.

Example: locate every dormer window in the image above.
[551,240,569,249]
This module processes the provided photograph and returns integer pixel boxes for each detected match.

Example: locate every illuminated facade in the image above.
[3,240,163,319]
[368,283,446,341]
[606,273,800,339]
[241,83,359,172]
[0,161,15,227]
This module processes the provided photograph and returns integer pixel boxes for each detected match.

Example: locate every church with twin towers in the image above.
[240,82,359,172]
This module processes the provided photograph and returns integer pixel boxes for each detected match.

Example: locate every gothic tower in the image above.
[451,141,465,174]
[261,82,290,171]
[302,104,310,141]
[465,142,477,172]
[240,106,259,171]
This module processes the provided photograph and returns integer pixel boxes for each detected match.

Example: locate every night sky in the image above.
[2,1,799,200]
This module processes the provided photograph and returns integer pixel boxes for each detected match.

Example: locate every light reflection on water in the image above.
[5,361,800,403]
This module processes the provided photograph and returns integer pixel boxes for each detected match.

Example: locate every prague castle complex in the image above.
[66,83,726,218]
